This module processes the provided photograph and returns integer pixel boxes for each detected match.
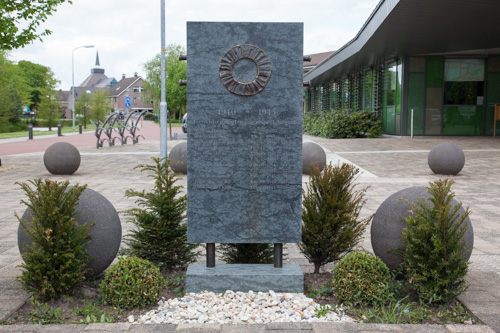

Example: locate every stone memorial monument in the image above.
[185,22,304,293]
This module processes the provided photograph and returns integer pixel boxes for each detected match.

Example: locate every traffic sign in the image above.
[125,102,131,108]
[125,96,131,103]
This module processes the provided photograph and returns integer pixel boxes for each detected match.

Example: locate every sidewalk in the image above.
[0,131,499,332]
[0,121,184,156]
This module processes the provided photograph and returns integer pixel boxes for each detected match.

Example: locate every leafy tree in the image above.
[36,72,60,130]
[75,91,91,128]
[1,0,72,50]
[0,52,29,130]
[300,162,371,273]
[401,179,471,303]
[124,157,199,269]
[143,44,187,120]
[17,60,51,110]
[89,90,112,123]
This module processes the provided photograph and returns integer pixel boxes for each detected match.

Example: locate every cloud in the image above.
[9,0,379,90]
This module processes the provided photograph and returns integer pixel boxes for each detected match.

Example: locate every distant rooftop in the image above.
[303,51,335,74]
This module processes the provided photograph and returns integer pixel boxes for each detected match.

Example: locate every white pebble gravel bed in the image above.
[132,290,352,324]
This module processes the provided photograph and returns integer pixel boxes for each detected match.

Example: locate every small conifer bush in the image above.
[330,250,391,305]
[16,179,90,299]
[99,256,163,309]
[219,243,274,264]
[300,162,371,273]
[401,179,471,303]
[123,157,199,269]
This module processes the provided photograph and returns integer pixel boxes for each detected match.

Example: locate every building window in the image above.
[442,58,485,135]
[133,98,137,104]
[444,59,485,105]
[133,86,143,93]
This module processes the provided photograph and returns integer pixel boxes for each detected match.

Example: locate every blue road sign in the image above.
[125,102,131,108]
[125,96,131,103]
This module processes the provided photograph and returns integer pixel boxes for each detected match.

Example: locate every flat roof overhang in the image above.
[304,0,500,86]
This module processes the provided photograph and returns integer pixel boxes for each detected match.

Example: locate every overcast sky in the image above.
[9,0,379,90]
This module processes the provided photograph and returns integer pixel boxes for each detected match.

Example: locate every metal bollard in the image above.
[57,123,62,136]
[79,122,82,134]
[28,124,33,140]
[410,109,414,139]
[206,243,216,268]
[274,243,283,268]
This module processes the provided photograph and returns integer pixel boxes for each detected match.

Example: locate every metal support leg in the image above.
[274,243,283,268]
[206,243,215,268]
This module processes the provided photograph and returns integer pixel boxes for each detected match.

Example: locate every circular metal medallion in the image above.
[219,44,272,96]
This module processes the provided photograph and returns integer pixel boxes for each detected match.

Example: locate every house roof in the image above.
[58,90,71,102]
[304,0,500,85]
[79,72,109,88]
[94,77,116,88]
[303,51,335,68]
[109,76,142,97]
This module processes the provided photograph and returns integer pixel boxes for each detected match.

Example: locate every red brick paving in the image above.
[0,121,182,156]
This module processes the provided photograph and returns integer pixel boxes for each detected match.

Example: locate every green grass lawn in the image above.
[0,123,96,140]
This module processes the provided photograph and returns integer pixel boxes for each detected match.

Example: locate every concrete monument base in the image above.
[186,264,303,293]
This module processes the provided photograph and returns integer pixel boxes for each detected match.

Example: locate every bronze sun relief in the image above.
[219,44,272,96]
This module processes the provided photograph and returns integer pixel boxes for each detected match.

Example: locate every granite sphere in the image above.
[43,142,81,175]
[169,142,187,174]
[18,187,122,277]
[371,186,473,271]
[428,142,465,175]
[302,142,326,174]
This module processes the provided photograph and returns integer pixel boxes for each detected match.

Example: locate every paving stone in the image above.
[84,323,131,331]
[221,324,266,332]
[445,324,495,332]
[128,324,177,332]
[175,323,222,331]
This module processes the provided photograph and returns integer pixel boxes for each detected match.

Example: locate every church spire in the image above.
[90,50,104,74]
[95,50,100,67]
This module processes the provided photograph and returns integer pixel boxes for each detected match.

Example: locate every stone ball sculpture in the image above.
[428,142,465,175]
[371,186,473,271]
[169,142,187,174]
[18,187,122,277]
[43,142,81,175]
[302,142,326,174]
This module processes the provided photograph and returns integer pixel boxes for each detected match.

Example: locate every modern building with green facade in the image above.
[303,0,500,136]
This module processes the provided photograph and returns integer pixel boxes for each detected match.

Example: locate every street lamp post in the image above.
[72,45,94,132]
[160,0,168,159]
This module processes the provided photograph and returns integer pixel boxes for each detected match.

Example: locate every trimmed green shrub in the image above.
[219,243,274,264]
[99,256,163,309]
[300,162,371,273]
[0,120,29,133]
[401,179,471,303]
[303,110,381,139]
[123,157,199,269]
[330,250,391,305]
[16,179,90,299]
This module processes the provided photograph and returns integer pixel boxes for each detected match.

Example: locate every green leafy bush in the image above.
[16,179,90,299]
[29,297,65,325]
[123,157,199,269]
[0,120,29,133]
[219,243,274,264]
[300,162,371,273]
[303,110,381,139]
[99,256,163,309]
[401,179,471,303]
[330,250,391,305]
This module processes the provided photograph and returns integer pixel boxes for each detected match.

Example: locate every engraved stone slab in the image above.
[187,22,303,243]
[186,264,303,293]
